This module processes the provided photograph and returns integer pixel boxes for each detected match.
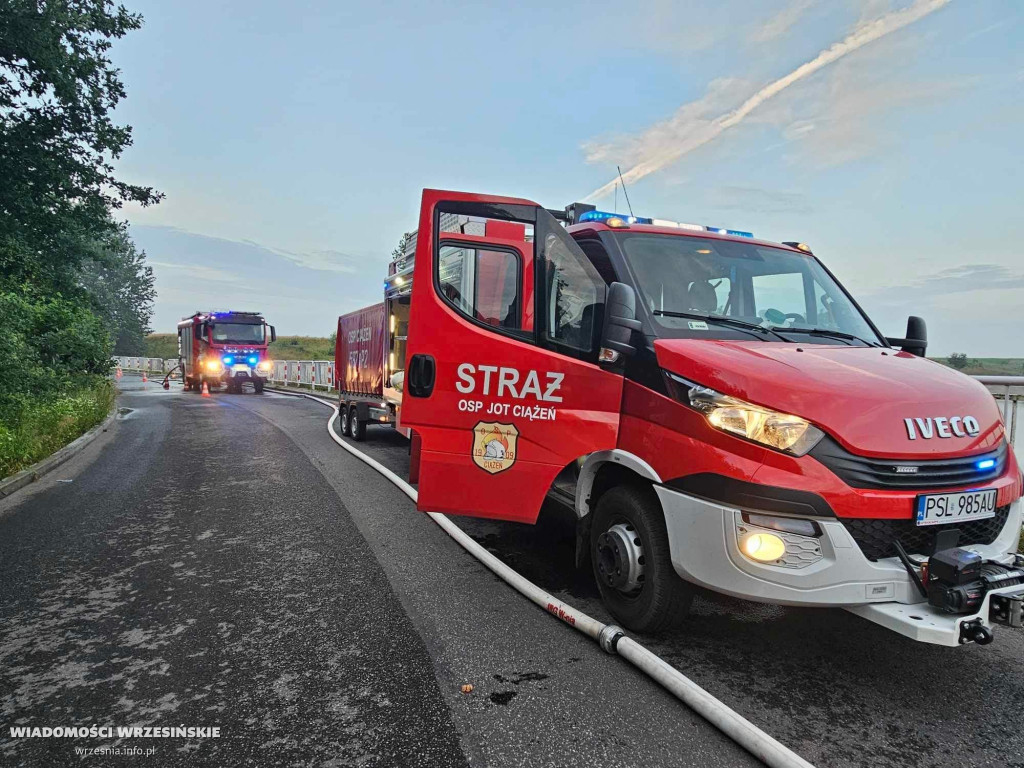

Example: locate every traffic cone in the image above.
[142,373,148,383]
[115,367,122,379]
[201,381,210,397]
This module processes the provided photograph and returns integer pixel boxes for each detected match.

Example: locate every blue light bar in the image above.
[976,458,996,471]
[579,210,653,225]
[706,226,754,238]
[222,355,235,365]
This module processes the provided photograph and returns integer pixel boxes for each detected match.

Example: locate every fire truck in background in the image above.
[335,189,1023,647]
[178,311,276,394]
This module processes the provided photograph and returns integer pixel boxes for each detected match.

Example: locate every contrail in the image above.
[586,0,952,201]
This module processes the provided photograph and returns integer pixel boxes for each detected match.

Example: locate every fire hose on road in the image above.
[268,388,817,768]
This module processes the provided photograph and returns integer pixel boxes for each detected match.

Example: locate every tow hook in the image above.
[959,619,994,645]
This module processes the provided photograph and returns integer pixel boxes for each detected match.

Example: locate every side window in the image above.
[438,243,522,331]
[537,212,606,356]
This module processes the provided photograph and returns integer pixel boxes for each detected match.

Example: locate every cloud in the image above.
[866,264,1024,302]
[147,261,246,285]
[584,0,953,200]
[858,264,1024,355]
[130,225,386,337]
[750,0,818,42]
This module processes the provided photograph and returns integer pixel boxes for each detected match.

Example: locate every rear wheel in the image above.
[340,404,351,436]
[590,484,693,634]
[350,406,366,441]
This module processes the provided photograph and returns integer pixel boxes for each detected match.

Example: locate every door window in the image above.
[537,212,606,357]
[438,244,522,331]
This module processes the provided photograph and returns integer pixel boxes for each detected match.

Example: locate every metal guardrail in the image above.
[113,356,335,391]
[975,376,1023,447]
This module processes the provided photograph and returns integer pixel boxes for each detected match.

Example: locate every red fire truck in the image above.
[178,311,276,394]
[338,189,1023,646]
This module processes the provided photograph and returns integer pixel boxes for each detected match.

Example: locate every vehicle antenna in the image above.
[617,165,635,217]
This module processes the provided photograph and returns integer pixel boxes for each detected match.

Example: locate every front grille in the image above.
[842,505,1011,561]
[810,437,1007,490]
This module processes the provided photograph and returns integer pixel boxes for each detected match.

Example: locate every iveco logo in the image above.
[904,416,980,440]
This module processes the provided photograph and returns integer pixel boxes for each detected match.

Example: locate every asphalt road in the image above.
[0,379,753,768]
[3,378,1023,767]
[264,385,1024,768]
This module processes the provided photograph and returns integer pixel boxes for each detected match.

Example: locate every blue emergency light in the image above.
[222,355,235,365]
[706,226,755,238]
[247,355,258,366]
[579,210,653,225]
[579,210,755,238]
[976,458,996,471]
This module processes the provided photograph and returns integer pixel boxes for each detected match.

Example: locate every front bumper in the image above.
[656,485,1022,643]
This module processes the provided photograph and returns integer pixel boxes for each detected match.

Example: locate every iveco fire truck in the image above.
[340,189,1024,646]
[178,311,276,394]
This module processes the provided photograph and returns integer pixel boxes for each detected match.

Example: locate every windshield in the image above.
[210,322,265,344]
[616,233,881,345]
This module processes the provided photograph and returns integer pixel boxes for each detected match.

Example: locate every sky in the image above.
[112,0,1024,356]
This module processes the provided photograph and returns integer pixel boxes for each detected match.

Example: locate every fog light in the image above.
[741,533,786,563]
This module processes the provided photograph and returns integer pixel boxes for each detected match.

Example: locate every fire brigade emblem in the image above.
[471,422,519,475]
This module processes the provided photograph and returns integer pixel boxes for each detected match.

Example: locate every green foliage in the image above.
[0,377,114,478]
[947,352,968,370]
[392,231,414,262]
[143,333,179,359]
[0,0,161,294]
[0,1,158,477]
[932,358,1024,376]
[268,336,335,360]
[79,228,156,355]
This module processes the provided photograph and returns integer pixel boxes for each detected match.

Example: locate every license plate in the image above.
[915,489,998,527]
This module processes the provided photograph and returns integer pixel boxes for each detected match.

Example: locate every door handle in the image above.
[408,354,435,397]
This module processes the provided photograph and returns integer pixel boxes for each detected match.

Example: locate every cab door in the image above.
[400,189,625,523]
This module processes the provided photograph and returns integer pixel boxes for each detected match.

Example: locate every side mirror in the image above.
[269,325,277,342]
[600,282,641,363]
[886,316,927,357]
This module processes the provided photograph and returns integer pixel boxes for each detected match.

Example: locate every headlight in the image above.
[686,384,824,456]
[204,359,222,372]
[257,360,272,372]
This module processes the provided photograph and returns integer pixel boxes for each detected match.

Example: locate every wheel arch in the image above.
[575,450,662,521]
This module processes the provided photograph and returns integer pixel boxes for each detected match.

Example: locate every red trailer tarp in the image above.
[335,303,386,397]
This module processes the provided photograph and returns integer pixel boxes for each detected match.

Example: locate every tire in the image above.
[340,404,351,436]
[253,379,264,394]
[350,406,366,441]
[590,484,693,634]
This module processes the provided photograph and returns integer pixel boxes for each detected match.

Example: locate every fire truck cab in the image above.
[397,189,1023,646]
[178,311,276,394]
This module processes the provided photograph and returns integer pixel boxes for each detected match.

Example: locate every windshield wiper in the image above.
[771,326,879,347]
[653,310,792,342]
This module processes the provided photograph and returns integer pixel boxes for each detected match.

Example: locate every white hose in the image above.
[268,388,817,768]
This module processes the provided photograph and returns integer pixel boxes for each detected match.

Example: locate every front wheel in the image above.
[253,379,264,394]
[590,484,693,634]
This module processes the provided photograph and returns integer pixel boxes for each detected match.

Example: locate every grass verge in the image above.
[0,378,115,479]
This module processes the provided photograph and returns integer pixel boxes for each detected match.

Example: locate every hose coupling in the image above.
[599,624,625,654]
